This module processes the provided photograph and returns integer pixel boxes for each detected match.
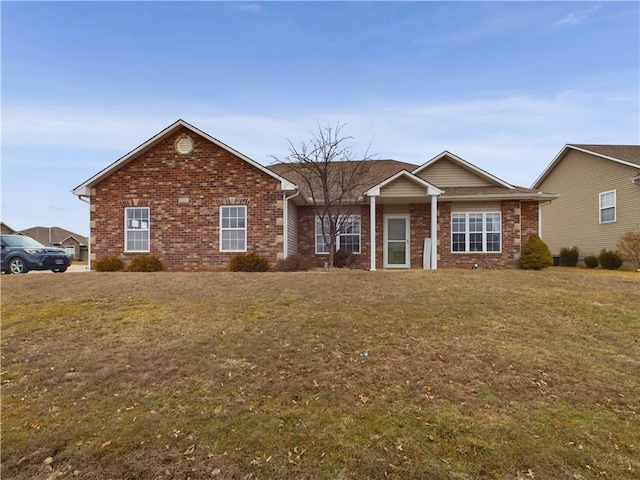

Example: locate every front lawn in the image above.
[1,269,638,479]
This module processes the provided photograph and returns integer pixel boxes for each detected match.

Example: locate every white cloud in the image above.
[555,5,602,27]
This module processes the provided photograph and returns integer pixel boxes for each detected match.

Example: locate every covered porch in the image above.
[365,171,443,270]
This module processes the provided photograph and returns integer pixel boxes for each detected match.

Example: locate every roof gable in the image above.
[413,151,514,189]
[532,144,640,188]
[365,170,443,197]
[73,119,296,196]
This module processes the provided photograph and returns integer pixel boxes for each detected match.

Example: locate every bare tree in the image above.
[273,122,375,268]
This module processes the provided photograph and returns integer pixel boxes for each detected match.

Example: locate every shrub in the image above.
[128,255,163,272]
[617,230,640,270]
[229,252,270,272]
[518,234,553,270]
[333,249,357,268]
[583,254,599,269]
[559,246,579,267]
[598,248,623,270]
[274,254,314,272]
[93,256,124,272]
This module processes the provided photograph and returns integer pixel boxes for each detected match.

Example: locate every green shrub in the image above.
[93,256,124,272]
[559,246,579,267]
[598,248,623,270]
[518,234,553,270]
[333,249,357,268]
[274,254,314,272]
[583,254,599,269]
[128,255,163,272]
[229,252,270,272]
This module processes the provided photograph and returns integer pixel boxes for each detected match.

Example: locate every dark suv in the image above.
[1,234,71,274]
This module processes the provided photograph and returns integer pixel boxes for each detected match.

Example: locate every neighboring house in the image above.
[18,226,89,261]
[1,222,18,234]
[532,145,640,258]
[73,119,558,270]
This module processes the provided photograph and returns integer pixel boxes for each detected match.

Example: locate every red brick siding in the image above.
[90,127,284,271]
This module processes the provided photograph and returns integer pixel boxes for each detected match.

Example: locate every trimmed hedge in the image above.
[559,246,579,267]
[128,255,163,272]
[583,254,599,269]
[598,249,623,270]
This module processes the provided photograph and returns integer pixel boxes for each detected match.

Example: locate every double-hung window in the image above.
[599,190,616,223]
[125,207,150,252]
[220,206,247,252]
[315,215,361,254]
[451,212,501,253]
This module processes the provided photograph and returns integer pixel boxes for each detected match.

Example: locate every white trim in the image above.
[315,214,361,254]
[598,190,616,224]
[370,196,377,271]
[451,212,502,254]
[413,151,515,189]
[430,194,438,270]
[72,119,297,196]
[220,205,247,252]
[124,206,150,253]
[383,214,410,268]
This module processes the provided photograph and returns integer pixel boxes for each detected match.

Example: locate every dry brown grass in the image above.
[1,268,639,479]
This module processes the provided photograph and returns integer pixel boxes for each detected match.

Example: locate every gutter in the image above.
[441,193,560,201]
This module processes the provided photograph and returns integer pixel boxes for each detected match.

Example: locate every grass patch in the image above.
[2,269,639,479]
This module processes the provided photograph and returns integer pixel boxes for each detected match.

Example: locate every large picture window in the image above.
[125,207,150,252]
[599,190,616,223]
[316,215,361,254]
[451,212,501,253]
[220,206,247,252]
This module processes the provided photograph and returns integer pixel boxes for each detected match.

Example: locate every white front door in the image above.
[384,215,410,268]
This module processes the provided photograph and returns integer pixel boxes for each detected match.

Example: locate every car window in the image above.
[1,236,44,248]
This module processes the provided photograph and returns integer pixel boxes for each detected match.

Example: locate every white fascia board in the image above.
[531,145,568,189]
[413,151,514,189]
[442,192,560,201]
[72,119,298,197]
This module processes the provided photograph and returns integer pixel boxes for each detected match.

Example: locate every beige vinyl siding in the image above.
[537,150,640,256]
[384,204,410,215]
[379,177,426,197]
[287,202,298,255]
[417,158,494,187]
[451,202,501,212]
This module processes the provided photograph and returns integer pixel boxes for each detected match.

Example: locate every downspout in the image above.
[77,195,91,270]
[283,190,300,258]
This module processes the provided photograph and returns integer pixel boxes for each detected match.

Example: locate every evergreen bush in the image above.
[128,255,163,272]
[559,246,579,267]
[274,254,314,272]
[229,252,270,272]
[93,256,124,272]
[518,234,553,270]
[583,254,599,269]
[598,249,623,270]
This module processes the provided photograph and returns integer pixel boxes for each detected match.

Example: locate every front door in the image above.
[384,215,410,268]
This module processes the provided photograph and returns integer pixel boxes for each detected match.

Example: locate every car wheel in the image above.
[52,267,67,273]
[9,257,28,274]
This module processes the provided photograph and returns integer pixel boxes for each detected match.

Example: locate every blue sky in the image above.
[2,1,638,237]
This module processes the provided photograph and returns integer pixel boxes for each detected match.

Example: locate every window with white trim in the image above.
[220,205,247,252]
[315,215,361,254]
[451,212,501,253]
[125,207,150,252]
[599,190,616,223]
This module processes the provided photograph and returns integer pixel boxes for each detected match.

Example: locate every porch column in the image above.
[370,195,377,271]
[430,192,438,270]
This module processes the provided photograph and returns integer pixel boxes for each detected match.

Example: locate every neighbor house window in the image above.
[451,212,501,253]
[599,190,616,223]
[220,205,247,252]
[315,215,361,254]
[125,207,150,252]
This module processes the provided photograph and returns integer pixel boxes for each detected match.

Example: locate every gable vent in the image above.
[175,136,194,154]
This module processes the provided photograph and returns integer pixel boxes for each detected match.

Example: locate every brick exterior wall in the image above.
[90,127,284,271]
[294,200,538,269]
